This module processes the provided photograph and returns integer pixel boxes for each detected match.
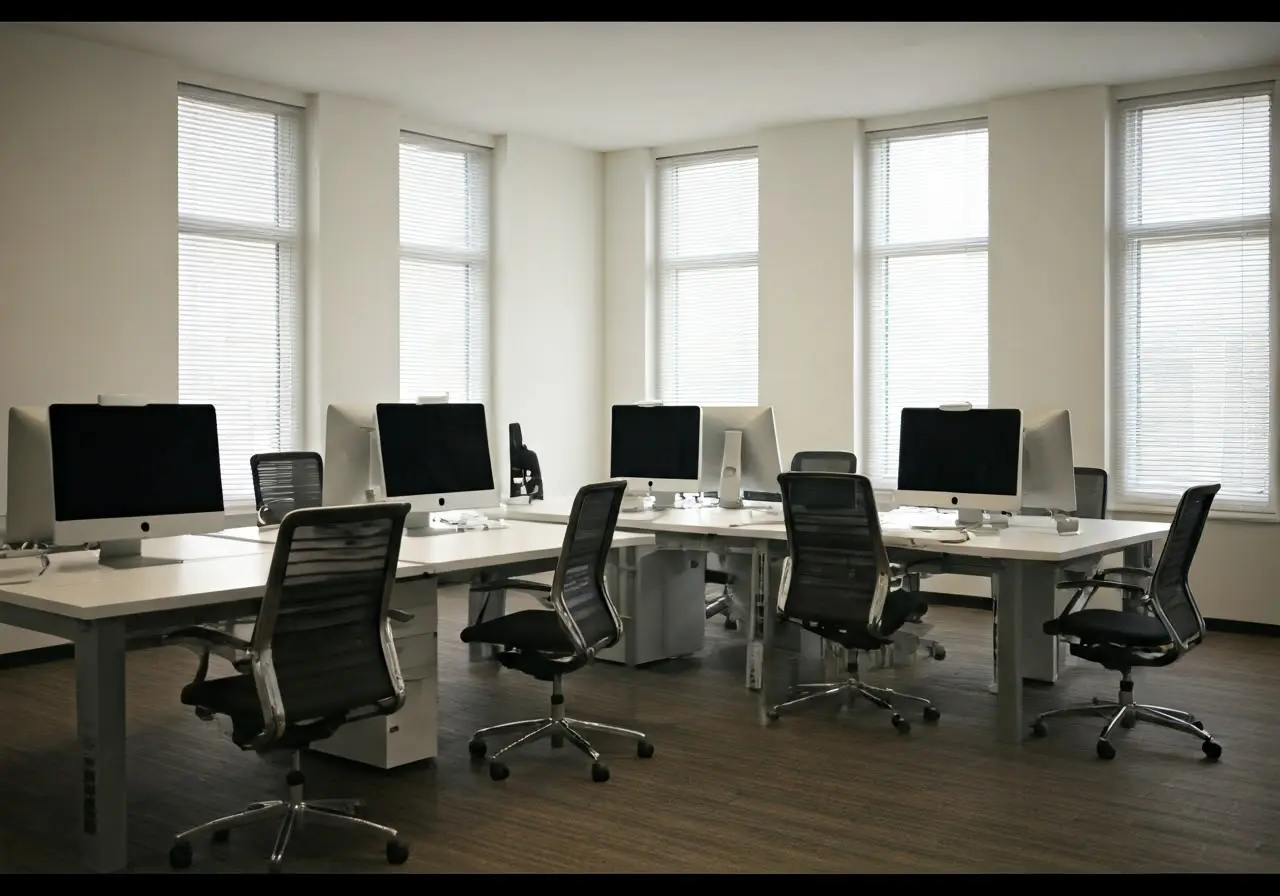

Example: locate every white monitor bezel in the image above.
[373,402,499,514]
[609,404,704,495]
[894,408,1024,514]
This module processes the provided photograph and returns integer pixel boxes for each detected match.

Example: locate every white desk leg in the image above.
[75,619,128,872]
[994,563,1025,744]
[753,540,774,722]
[467,586,504,663]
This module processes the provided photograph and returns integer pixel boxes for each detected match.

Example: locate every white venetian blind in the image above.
[1114,86,1274,513]
[866,121,989,484]
[178,85,302,508]
[657,148,759,406]
[399,133,491,405]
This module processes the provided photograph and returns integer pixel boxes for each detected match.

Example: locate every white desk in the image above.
[0,524,654,874]
[501,498,1170,746]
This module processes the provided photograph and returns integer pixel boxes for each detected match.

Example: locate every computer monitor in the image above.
[609,404,703,498]
[699,406,784,508]
[374,402,498,524]
[6,402,226,568]
[1021,409,1077,515]
[895,407,1024,524]
[323,404,381,507]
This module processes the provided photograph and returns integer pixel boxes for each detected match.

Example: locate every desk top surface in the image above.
[0,524,654,621]
[500,497,1169,563]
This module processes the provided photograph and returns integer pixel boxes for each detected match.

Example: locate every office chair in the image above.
[766,471,940,732]
[1031,483,1223,761]
[509,422,544,501]
[462,480,654,782]
[165,503,414,872]
[790,450,858,473]
[250,451,324,526]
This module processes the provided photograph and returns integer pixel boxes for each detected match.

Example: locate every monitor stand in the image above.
[954,509,1010,531]
[1051,511,1080,535]
[717,430,744,510]
[651,491,678,511]
[98,538,182,570]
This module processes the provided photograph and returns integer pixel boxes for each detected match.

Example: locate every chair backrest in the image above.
[250,502,410,743]
[1073,466,1108,519]
[550,480,627,658]
[790,450,858,473]
[251,451,324,526]
[1148,483,1219,652]
[777,471,892,638]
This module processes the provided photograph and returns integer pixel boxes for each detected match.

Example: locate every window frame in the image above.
[397,130,493,407]
[176,83,304,511]
[859,118,991,487]
[1108,81,1279,520]
[654,146,761,407]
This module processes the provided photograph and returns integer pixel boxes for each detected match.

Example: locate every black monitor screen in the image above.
[48,403,225,521]
[376,403,495,498]
[610,405,702,482]
[897,408,1022,497]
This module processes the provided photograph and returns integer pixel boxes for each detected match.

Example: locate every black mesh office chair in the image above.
[462,480,654,783]
[1031,484,1223,761]
[165,503,414,872]
[791,450,858,473]
[251,451,324,526]
[766,472,940,732]
[508,422,544,501]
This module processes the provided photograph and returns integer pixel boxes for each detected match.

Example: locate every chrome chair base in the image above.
[168,754,407,872]
[1032,697,1223,761]
[470,714,655,782]
[766,677,939,733]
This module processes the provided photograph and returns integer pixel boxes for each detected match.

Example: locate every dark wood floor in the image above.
[1,592,1278,873]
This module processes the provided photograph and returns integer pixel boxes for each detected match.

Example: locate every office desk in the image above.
[501,499,1170,745]
[0,525,654,873]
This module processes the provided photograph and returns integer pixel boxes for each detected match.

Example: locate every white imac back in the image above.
[5,406,54,544]
[323,404,379,506]
[1021,408,1076,513]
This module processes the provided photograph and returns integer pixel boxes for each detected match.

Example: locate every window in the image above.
[399,133,491,405]
[657,149,759,405]
[178,85,302,508]
[1113,87,1274,514]
[865,121,989,484]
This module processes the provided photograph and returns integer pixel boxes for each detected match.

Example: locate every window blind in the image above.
[1113,86,1274,514]
[865,121,990,484]
[178,85,302,509]
[399,133,491,405]
[657,148,759,406]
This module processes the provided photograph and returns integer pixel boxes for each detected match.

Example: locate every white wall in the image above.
[604,81,1280,625]
[493,134,605,492]
[0,28,604,654]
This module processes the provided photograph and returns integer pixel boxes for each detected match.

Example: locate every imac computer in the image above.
[323,404,382,507]
[895,406,1024,528]
[6,399,226,568]
[699,406,784,509]
[374,401,499,534]
[609,404,703,510]
[1021,408,1079,534]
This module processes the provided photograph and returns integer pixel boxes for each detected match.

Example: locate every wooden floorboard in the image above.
[1,595,1278,873]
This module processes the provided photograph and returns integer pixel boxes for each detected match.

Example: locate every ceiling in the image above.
[36,22,1280,151]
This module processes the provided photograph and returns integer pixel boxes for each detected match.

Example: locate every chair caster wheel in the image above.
[1192,719,1204,730]
[551,733,565,749]
[168,840,193,870]
[765,708,779,722]
[489,760,510,781]
[1031,720,1048,738]
[1096,740,1117,760]
[891,713,911,734]
[468,738,486,759]
[922,706,941,723]
[591,761,610,782]
[930,645,946,660]
[724,617,739,631]
[386,838,410,865]
[637,739,655,759]
[1202,739,1222,761]
[211,829,230,844]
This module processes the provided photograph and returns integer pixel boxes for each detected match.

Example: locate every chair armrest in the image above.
[165,625,252,652]
[472,578,552,594]
[1094,566,1153,579]
[1054,579,1147,595]
[388,609,414,624]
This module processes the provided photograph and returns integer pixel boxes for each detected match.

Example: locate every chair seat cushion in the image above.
[181,674,341,750]
[803,590,929,651]
[461,608,574,653]
[1044,608,1170,648]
